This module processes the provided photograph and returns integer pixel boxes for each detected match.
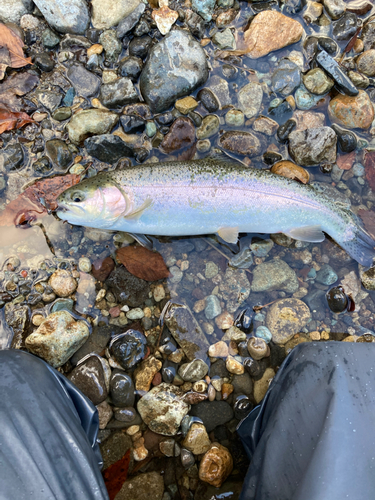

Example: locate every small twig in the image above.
[253,299,278,312]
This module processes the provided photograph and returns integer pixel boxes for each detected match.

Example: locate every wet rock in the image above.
[348,71,369,89]
[37,90,62,112]
[252,116,278,136]
[66,63,101,98]
[247,337,269,360]
[347,0,373,15]
[208,341,229,358]
[331,124,357,153]
[288,126,337,166]
[271,59,301,97]
[208,75,231,108]
[106,266,150,307]
[212,28,236,50]
[85,134,133,163]
[266,298,311,345]
[323,0,346,19]
[182,423,211,455]
[4,304,28,349]
[362,17,375,51]
[303,68,334,95]
[226,355,244,375]
[0,0,33,24]
[328,90,374,129]
[114,407,140,424]
[293,110,325,131]
[45,139,73,169]
[33,157,52,175]
[117,2,145,38]
[134,356,162,392]
[252,259,299,293]
[25,310,89,368]
[34,52,55,72]
[357,50,375,77]
[97,401,113,429]
[243,10,303,59]
[67,108,118,144]
[268,99,293,123]
[100,77,138,109]
[68,355,108,405]
[271,160,310,184]
[140,30,208,113]
[316,264,338,285]
[189,401,234,432]
[294,84,326,111]
[175,97,198,115]
[196,115,220,140]
[197,88,220,113]
[316,49,358,96]
[255,325,272,344]
[199,443,233,488]
[277,119,296,142]
[205,295,222,319]
[179,359,209,382]
[115,472,164,500]
[71,324,121,365]
[219,268,251,313]
[0,143,24,171]
[33,0,89,35]
[253,367,275,403]
[303,1,323,23]
[110,330,147,370]
[120,115,145,134]
[42,29,60,48]
[110,369,135,407]
[359,266,375,291]
[129,36,152,59]
[119,56,143,82]
[137,383,190,436]
[237,82,263,119]
[52,107,72,121]
[160,117,195,153]
[100,431,132,469]
[92,0,137,29]
[225,109,245,127]
[49,269,77,297]
[219,130,262,157]
[332,12,358,41]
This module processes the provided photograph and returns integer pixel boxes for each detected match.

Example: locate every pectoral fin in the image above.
[217,227,239,244]
[124,197,153,220]
[283,225,325,243]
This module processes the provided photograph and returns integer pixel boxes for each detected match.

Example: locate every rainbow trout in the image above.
[56,158,375,267]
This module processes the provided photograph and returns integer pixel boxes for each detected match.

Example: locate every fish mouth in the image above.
[56,202,86,220]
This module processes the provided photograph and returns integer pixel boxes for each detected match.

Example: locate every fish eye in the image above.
[71,191,85,203]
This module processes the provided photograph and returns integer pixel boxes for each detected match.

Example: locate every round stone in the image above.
[182,423,211,455]
[226,355,244,374]
[178,359,209,382]
[357,50,375,76]
[247,337,269,360]
[255,326,272,344]
[328,90,374,130]
[110,369,135,407]
[303,68,334,95]
[49,269,77,297]
[78,257,91,273]
[199,443,233,488]
[266,298,311,345]
[225,109,245,127]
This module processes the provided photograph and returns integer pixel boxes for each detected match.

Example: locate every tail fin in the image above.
[341,212,375,269]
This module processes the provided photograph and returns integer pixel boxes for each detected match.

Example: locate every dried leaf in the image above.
[0,22,32,69]
[0,107,35,134]
[116,246,170,281]
[358,209,375,240]
[0,71,39,96]
[92,256,115,281]
[0,174,81,228]
[365,150,375,191]
[0,46,10,80]
[103,450,131,500]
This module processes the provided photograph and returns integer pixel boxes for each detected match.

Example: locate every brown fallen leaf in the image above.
[0,46,10,80]
[0,106,35,134]
[365,150,375,191]
[0,71,39,96]
[116,246,170,281]
[358,209,375,240]
[0,23,32,70]
[103,449,131,500]
[0,174,81,228]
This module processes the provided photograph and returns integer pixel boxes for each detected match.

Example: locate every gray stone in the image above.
[315,264,338,285]
[85,134,133,163]
[0,143,24,171]
[271,59,301,97]
[251,259,299,293]
[91,0,140,30]
[115,472,164,500]
[117,2,146,38]
[137,383,190,436]
[212,28,236,49]
[100,431,132,469]
[288,126,337,166]
[71,324,123,365]
[42,29,60,48]
[67,108,119,144]
[250,238,274,257]
[140,29,208,113]
[192,0,216,21]
[178,359,209,382]
[189,401,234,432]
[323,0,346,19]
[232,373,253,395]
[33,0,90,35]
[303,68,334,95]
[219,268,251,313]
[99,30,122,62]
[208,75,231,108]
[100,77,138,109]
[0,0,33,24]
[237,82,263,119]
[36,91,62,112]
[205,295,222,320]
[45,139,73,169]
[67,63,101,98]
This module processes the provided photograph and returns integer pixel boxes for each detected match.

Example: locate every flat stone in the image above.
[293,110,325,131]
[328,90,374,129]
[68,356,108,405]
[25,310,89,368]
[205,295,222,320]
[137,383,190,436]
[115,472,164,500]
[237,82,263,119]
[67,108,119,144]
[91,0,140,30]
[117,2,145,38]
[199,443,233,488]
[243,11,303,59]
[266,298,311,345]
[140,29,208,113]
[219,130,262,157]
[160,117,195,153]
[33,0,89,34]
[85,134,133,163]
[271,161,310,184]
[288,126,337,166]
[67,63,101,98]
[252,116,278,136]
[179,359,209,382]
[271,59,301,97]
[45,139,73,169]
[252,259,299,293]
[212,28,236,49]
[100,77,138,109]
[189,401,234,432]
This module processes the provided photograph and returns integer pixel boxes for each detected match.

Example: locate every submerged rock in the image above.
[357,50,375,77]
[67,109,119,144]
[67,63,101,98]
[271,59,301,97]
[288,126,337,166]
[85,134,133,163]
[303,68,334,95]
[252,259,299,293]
[266,298,311,344]
[219,130,262,157]
[99,77,138,108]
[328,90,374,129]
[237,82,263,119]
[140,29,208,113]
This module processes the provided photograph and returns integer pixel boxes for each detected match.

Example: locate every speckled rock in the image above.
[97,401,113,429]
[293,110,325,131]
[324,0,346,19]
[25,311,89,368]
[288,127,337,166]
[115,472,164,500]
[205,295,222,320]
[100,77,138,108]
[219,130,262,157]
[49,269,77,297]
[252,116,278,136]
[303,68,334,95]
[252,259,299,293]
[199,443,233,488]
[0,0,33,24]
[91,0,140,30]
[67,109,118,144]
[253,367,275,403]
[266,298,311,345]
[182,423,211,455]
[243,11,303,59]
[237,82,263,119]
[33,0,90,34]
[134,356,163,392]
[219,268,251,313]
[359,265,375,291]
[140,29,208,113]
[178,359,209,382]
[328,90,374,129]
[137,383,190,436]
[192,0,216,21]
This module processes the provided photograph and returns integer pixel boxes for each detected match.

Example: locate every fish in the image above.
[56,157,375,268]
